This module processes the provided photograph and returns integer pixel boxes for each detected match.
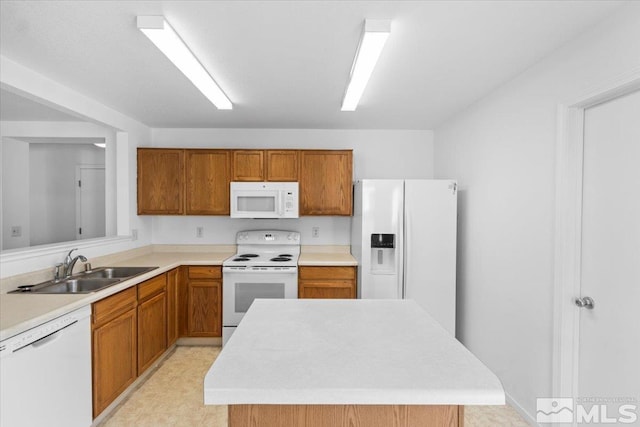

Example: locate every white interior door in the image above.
[578,90,640,424]
[75,166,105,240]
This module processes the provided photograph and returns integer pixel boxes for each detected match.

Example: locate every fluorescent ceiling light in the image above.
[137,16,232,110]
[341,20,391,112]
[93,143,106,148]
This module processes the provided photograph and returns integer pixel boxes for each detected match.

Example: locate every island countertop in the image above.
[204,299,505,406]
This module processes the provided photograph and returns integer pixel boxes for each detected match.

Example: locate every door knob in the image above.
[575,296,595,309]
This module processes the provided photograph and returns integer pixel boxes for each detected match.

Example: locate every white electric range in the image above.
[222,230,300,345]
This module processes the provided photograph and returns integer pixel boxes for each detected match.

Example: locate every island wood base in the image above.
[228,404,464,427]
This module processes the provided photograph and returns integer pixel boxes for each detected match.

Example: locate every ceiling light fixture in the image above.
[93,143,106,148]
[341,19,391,112]
[137,16,232,110]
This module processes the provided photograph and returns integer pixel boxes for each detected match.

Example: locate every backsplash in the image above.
[151,216,351,246]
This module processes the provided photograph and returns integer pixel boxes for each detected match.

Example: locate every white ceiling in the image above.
[0,1,626,129]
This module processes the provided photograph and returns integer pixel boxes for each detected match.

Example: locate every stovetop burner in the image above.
[270,257,292,262]
[224,230,301,267]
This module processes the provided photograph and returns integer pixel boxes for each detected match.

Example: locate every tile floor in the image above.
[99,346,530,426]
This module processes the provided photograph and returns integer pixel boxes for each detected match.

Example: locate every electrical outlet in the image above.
[312,226,320,238]
[11,226,22,237]
[131,229,138,241]
[196,226,204,238]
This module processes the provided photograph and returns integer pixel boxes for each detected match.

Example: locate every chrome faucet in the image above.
[63,248,88,278]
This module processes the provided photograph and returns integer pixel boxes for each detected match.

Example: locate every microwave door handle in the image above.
[278,191,284,215]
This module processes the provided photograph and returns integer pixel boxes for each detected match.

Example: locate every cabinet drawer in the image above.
[138,274,166,301]
[93,287,137,327]
[299,266,356,280]
[188,266,221,280]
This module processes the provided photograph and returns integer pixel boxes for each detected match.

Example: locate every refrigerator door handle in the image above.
[402,200,409,299]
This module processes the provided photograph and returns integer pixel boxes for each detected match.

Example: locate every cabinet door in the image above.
[185,150,231,215]
[299,150,353,215]
[187,280,222,337]
[138,292,167,374]
[137,149,184,215]
[166,268,179,347]
[266,150,298,181]
[92,308,137,417]
[299,280,356,299]
[232,150,264,181]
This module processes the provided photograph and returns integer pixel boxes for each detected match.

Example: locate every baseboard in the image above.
[176,336,221,346]
[506,392,539,426]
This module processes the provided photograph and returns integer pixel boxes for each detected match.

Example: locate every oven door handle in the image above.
[222,267,298,274]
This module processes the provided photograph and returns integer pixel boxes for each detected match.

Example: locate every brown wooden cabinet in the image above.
[92,287,137,418]
[232,150,265,181]
[299,150,353,216]
[137,274,167,374]
[232,149,299,182]
[137,148,352,216]
[137,148,184,215]
[185,150,231,215]
[186,266,222,337]
[298,266,357,299]
[166,268,179,347]
[266,150,298,181]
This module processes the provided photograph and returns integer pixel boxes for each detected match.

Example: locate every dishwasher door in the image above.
[0,305,92,427]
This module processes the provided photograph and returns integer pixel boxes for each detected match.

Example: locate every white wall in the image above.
[150,128,434,245]
[1,138,30,250]
[29,143,105,246]
[0,57,152,278]
[0,120,118,237]
[433,4,640,422]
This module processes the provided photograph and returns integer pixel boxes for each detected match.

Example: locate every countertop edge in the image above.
[0,256,232,341]
[1,250,358,341]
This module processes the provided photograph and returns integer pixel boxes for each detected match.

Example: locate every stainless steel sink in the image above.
[11,266,158,294]
[82,266,156,279]
[32,278,121,294]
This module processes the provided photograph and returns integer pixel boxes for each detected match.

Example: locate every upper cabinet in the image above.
[299,150,353,216]
[137,148,352,216]
[185,150,231,215]
[232,150,264,181]
[266,150,298,181]
[137,149,184,215]
[232,150,299,182]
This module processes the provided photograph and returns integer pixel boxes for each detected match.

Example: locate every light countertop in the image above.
[204,299,505,406]
[0,250,234,341]
[298,245,357,266]
[0,246,358,342]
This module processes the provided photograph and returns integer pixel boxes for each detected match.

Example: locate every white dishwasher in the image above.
[1,305,92,427]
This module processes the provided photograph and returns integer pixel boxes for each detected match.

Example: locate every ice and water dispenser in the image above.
[370,233,396,274]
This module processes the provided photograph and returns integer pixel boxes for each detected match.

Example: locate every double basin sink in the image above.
[12,266,159,294]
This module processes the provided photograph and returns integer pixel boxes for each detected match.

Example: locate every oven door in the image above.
[222,267,298,327]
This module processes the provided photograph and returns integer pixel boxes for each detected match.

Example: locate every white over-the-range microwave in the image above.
[230,182,299,218]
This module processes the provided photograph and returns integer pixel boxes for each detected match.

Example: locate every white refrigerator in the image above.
[351,179,458,335]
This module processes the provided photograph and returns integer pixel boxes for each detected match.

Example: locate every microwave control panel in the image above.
[284,191,296,213]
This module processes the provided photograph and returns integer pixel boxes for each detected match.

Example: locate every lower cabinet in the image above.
[298,266,357,299]
[186,266,222,337]
[138,294,166,374]
[92,287,137,418]
[166,268,180,347]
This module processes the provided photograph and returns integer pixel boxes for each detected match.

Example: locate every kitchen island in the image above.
[204,299,504,427]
